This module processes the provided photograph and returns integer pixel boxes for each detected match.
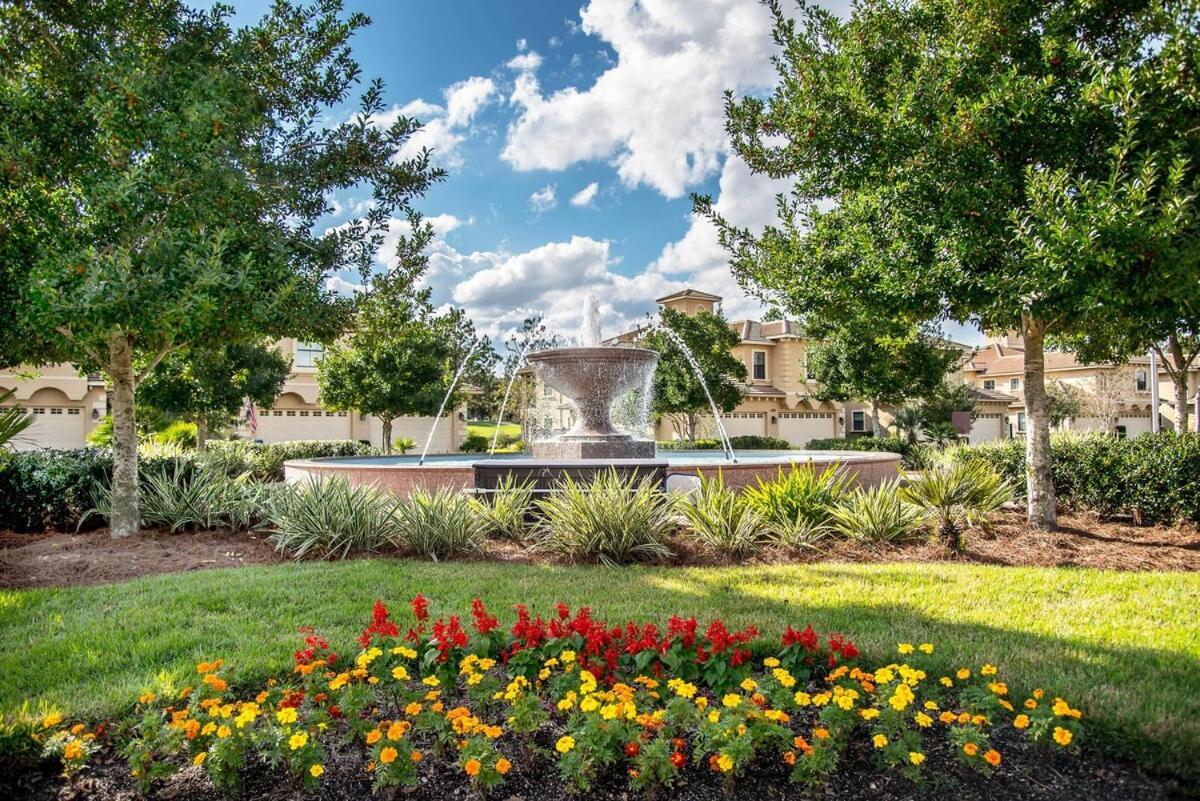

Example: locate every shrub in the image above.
[90,463,270,532]
[460,433,489,453]
[728,434,793,450]
[152,420,198,448]
[900,461,1014,552]
[806,435,925,468]
[85,415,114,446]
[743,464,852,548]
[0,449,112,532]
[396,487,488,559]
[205,439,374,481]
[393,436,416,455]
[829,480,924,543]
[267,477,402,559]
[656,439,721,450]
[677,473,768,557]
[535,470,675,564]
[472,475,536,541]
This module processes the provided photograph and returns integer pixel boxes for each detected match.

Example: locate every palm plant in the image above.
[678,473,768,558]
[828,480,924,544]
[900,461,1015,553]
[535,469,675,565]
[892,404,924,446]
[0,388,34,455]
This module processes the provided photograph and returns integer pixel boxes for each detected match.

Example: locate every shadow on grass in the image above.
[0,559,1197,784]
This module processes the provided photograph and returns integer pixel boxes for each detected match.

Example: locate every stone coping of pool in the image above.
[283,450,903,496]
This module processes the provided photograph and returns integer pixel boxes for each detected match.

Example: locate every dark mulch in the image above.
[0,528,283,589]
[3,722,1190,801]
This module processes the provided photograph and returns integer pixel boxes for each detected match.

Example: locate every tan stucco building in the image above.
[0,338,468,453]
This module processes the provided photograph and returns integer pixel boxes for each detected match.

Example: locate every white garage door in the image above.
[256,408,352,444]
[777,412,835,447]
[717,412,767,438]
[968,415,1003,445]
[18,406,87,450]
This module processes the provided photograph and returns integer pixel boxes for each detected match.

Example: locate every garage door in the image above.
[777,412,835,447]
[968,415,1003,445]
[256,408,352,444]
[715,412,767,439]
[18,405,87,450]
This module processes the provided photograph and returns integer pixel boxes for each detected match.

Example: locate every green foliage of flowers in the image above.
[535,470,675,565]
[828,480,924,543]
[396,487,488,560]
[678,473,768,557]
[267,477,402,559]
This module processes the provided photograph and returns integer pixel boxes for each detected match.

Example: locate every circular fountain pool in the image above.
[283,450,902,496]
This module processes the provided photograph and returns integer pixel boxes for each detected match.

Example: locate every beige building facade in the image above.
[1,338,468,453]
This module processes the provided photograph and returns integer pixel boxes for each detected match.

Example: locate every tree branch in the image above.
[55,326,102,366]
[135,342,178,385]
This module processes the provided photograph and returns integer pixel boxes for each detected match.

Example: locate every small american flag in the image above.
[245,399,258,438]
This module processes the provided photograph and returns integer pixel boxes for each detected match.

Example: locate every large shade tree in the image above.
[643,306,747,445]
[704,0,1190,528]
[0,1,442,535]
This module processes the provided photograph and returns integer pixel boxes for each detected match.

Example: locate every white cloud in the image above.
[506,51,543,73]
[529,184,557,213]
[569,182,600,207]
[444,76,495,127]
[326,275,363,297]
[516,37,528,51]
[397,98,443,118]
[502,0,779,198]
[373,76,496,169]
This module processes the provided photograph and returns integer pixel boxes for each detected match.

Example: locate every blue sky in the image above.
[224,0,985,347]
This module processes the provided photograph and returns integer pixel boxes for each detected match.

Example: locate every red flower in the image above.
[359,600,400,648]
[625,742,640,757]
[555,602,571,620]
[782,624,819,652]
[670,751,687,769]
[411,594,430,622]
[471,598,499,635]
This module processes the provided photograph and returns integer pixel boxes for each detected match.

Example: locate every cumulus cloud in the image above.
[501,0,779,198]
[371,76,496,169]
[529,184,557,213]
[569,182,600,207]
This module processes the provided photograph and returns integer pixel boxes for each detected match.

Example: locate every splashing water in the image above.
[419,338,483,465]
[489,337,537,457]
[581,294,602,347]
[654,324,736,462]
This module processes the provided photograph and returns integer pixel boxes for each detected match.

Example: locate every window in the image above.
[805,364,815,380]
[1135,369,1148,392]
[752,351,767,381]
[851,410,866,432]
[295,341,324,368]
[1009,378,1021,390]
[1016,412,1026,433]
[983,379,995,390]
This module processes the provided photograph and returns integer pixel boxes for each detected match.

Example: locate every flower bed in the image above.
[11,598,1120,800]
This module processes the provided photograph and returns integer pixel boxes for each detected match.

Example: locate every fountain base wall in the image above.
[531,438,656,460]
[475,458,666,492]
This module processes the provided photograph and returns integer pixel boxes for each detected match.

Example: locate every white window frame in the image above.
[983,379,995,390]
[751,350,768,381]
[1009,377,1021,391]
[295,341,324,368]
[851,410,866,432]
[1016,412,1027,433]
[1135,369,1148,392]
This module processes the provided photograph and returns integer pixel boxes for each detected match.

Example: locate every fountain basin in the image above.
[283,450,903,496]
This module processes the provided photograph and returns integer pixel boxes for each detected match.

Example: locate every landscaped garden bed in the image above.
[2,598,1183,801]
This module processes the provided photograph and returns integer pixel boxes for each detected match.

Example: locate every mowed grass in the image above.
[466,420,521,441]
[1,561,1197,779]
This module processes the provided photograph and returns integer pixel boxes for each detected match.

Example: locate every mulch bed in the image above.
[1,510,1196,591]
[3,722,1189,801]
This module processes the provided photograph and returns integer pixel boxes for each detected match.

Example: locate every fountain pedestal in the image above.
[526,346,658,461]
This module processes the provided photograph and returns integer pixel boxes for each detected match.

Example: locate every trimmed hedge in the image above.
[950,432,1200,525]
[0,440,374,532]
[656,436,794,451]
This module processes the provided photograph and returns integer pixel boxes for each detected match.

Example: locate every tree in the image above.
[918,381,976,437]
[138,342,291,449]
[643,306,746,445]
[705,0,1186,529]
[806,322,960,436]
[1084,371,1129,434]
[0,1,442,535]
[495,317,563,436]
[317,218,493,454]
[1046,381,1084,428]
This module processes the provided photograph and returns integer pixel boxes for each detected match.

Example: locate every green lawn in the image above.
[1,561,1197,780]
[467,420,521,441]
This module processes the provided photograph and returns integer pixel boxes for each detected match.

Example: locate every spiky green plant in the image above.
[267,477,402,559]
[471,474,536,541]
[743,464,852,547]
[535,469,675,565]
[900,461,1016,553]
[88,463,270,532]
[396,487,488,560]
[828,480,924,544]
[0,388,34,455]
[678,473,767,557]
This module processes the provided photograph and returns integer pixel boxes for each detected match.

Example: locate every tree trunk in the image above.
[108,335,139,538]
[195,417,208,451]
[871,398,882,437]
[1165,335,1191,434]
[687,412,698,446]
[382,417,393,455]
[1021,315,1057,530]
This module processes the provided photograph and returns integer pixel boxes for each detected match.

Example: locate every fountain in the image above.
[283,297,903,494]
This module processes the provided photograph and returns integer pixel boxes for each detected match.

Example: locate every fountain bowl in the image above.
[526,345,658,459]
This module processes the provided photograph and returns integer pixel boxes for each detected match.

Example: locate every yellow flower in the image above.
[289,731,308,750]
[1053,727,1073,746]
[872,734,889,749]
[310,764,324,778]
[138,692,156,705]
[328,673,350,690]
[276,708,298,724]
[909,751,925,765]
[740,678,758,692]
[763,657,780,668]
[404,702,423,717]
[956,668,971,680]
[963,743,979,757]
[897,643,914,655]
[464,758,481,777]
[708,710,721,724]
[555,735,575,754]
[387,722,407,741]
[716,754,734,773]
[64,740,84,760]
[496,757,511,775]
[918,643,934,654]
[940,677,953,688]
[561,650,576,663]
[859,708,880,720]
[218,725,232,738]
[1013,714,1031,730]
[980,664,998,676]
[193,751,206,766]
[366,729,382,744]
[42,712,63,729]
[924,700,939,710]
[722,694,742,709]
[580,696,600,713]
[988,681,1008,696]
[914,712,933,728]
[380,747,398,764]
[422,676,440,687]
[793,691,811,707]
[201,722,217,736]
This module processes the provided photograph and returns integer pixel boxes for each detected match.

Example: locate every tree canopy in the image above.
[0,0,444,534]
